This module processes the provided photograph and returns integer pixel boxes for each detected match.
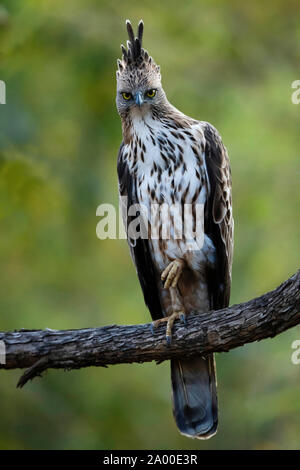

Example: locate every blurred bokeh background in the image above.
[0,0,299,450]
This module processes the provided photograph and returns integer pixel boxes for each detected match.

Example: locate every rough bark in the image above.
[0,270,299,388]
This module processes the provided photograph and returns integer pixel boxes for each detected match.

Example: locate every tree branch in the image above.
[0,270,299,388]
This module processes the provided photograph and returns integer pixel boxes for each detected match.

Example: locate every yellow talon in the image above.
[161,259,185,289]
[151,310,186,346]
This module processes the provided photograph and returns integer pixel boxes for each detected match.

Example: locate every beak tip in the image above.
[135,92,143,107]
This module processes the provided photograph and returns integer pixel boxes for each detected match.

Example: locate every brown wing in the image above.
[201,122,234,310]
[117,142,163,320]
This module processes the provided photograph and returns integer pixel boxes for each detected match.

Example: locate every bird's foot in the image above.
[151,310,186,346]
[161,259,185,289]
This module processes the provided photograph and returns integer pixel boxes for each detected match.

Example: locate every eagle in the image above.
[116,20,233,439]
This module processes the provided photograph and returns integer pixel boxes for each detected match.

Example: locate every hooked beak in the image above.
[135,91,144,107]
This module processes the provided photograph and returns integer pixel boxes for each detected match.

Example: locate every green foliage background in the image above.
[0,0,299,450]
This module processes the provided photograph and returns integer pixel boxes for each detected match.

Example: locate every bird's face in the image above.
[116,74,164,116]
[116,19,167,118]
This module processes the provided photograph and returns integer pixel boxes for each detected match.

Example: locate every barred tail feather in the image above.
[171,354,218,439]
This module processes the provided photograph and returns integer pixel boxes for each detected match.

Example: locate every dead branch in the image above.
[0,270,299,387]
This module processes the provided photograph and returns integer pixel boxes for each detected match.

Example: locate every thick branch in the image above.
[0,270,299,387]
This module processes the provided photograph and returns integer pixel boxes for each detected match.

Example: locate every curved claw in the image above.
[150,322,155,335]
[150,311,187,345]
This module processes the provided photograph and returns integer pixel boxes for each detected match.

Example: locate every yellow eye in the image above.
[122,92,132,100]
[146,89,156,98]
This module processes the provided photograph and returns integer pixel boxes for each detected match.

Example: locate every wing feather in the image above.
[201,122,234,310]
[117,143,163,320]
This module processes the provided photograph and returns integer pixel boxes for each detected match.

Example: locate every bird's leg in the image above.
[152,259,187,345]
[166,287,187,344]
[161,258,185,289]
[151,287,186,345]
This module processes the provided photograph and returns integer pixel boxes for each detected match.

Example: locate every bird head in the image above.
[116,20,165,116]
